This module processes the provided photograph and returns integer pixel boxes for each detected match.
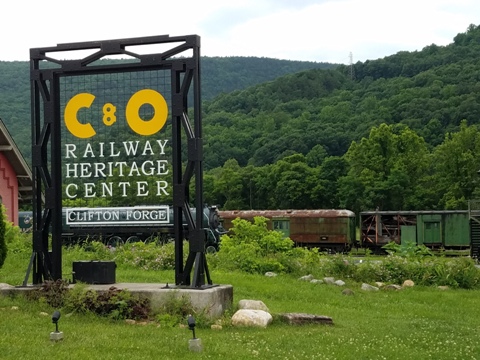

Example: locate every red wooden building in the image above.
[0,118,32,225]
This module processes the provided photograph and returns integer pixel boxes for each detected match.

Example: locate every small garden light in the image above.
[187,315,202,352]
[187,315,196,339]
[50,310,64,341]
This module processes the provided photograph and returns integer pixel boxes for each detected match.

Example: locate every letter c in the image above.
[64,93,96,139]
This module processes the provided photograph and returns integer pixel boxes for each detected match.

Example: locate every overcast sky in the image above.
[2,0,479,64]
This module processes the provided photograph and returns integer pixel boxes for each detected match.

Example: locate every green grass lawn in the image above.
[1,250,480,359]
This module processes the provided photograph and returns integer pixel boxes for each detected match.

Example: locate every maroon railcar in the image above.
[218,209,356,252]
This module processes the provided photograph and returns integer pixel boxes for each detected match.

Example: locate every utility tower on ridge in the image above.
[349,52,355,80]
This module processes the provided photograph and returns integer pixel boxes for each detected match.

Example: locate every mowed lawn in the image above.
[1,254,480,360]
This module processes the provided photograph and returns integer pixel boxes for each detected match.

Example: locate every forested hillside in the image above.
[0,57,334,162]
[2,24,480,213]
[200,24,480,212]
[203,24,480,169]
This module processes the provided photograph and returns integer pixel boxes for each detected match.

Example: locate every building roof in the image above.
[0,118,33,205]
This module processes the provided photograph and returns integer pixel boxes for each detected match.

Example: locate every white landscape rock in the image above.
[238,299,269,312]
[299,274,314,281]
[231,309,273,328]
[334,280,346,286]
[361,283,379,291]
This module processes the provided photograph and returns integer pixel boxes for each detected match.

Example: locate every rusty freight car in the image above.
[360,210,471,252]
[218,209,356,252]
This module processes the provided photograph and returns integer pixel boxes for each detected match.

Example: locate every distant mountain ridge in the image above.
[0,56,336,162]
[200,24,480,168]
[201,56,336,99]
[3,23,480,170]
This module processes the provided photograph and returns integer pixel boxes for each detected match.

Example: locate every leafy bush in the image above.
[341,255,480,289]
[277,247,327,276]
[208,216,480,288]
[429,257,480,288]
[0,204,33,259]
[5,232,31,255]
[320,254,356,279]
[25,273,151,321]
[26,279,70,308]
[113,241,177,270]
[63,241,115,264]
[155,292,207,327]
[382,241,433,257]
[213,217,295,273]
[64,285,151,320]
[0,204,6,268]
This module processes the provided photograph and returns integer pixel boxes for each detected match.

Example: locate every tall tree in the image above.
[432,120,480,209]
[268,154,321,209]
[339,124,430,212]
[214,159,247,210]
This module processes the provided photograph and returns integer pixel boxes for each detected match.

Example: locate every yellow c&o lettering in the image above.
[126,89,168,136]
[64,93,96,139]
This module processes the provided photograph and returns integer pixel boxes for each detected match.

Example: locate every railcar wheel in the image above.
[146,234,171,245]
[106,236,124,248]
[206,245,217,254]
[126,236,141,243]
[148,233,173,245]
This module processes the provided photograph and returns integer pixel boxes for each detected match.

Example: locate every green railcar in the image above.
[361,210,471,251]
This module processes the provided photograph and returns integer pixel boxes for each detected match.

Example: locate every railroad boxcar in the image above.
[360,210,471,252]
[218,209,356,252]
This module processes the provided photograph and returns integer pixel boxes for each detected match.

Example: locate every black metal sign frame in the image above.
[29,35,211,288]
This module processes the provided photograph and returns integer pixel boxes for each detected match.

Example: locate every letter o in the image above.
[126,89,168,136]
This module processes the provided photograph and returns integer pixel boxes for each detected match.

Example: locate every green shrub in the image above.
[320,254,356,278]
[54,225,480,290]
[382,241,433,258]
[63,241,115,264]
[278,247,324,276]
[64,285,151,320]
[0,205,6,268]
[26,279,70,308]
[351,259,385,283]
[214,217,295,274]
[113,241,177,270]
[1,204,33,259]
[157,292,212,328]
[429,257,480,288]
[344,255,480,289]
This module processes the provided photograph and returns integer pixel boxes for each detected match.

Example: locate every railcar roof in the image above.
[219,209,355,218]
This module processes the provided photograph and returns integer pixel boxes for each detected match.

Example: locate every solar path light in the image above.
[50,310,64,341]
[187,315,202,352]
